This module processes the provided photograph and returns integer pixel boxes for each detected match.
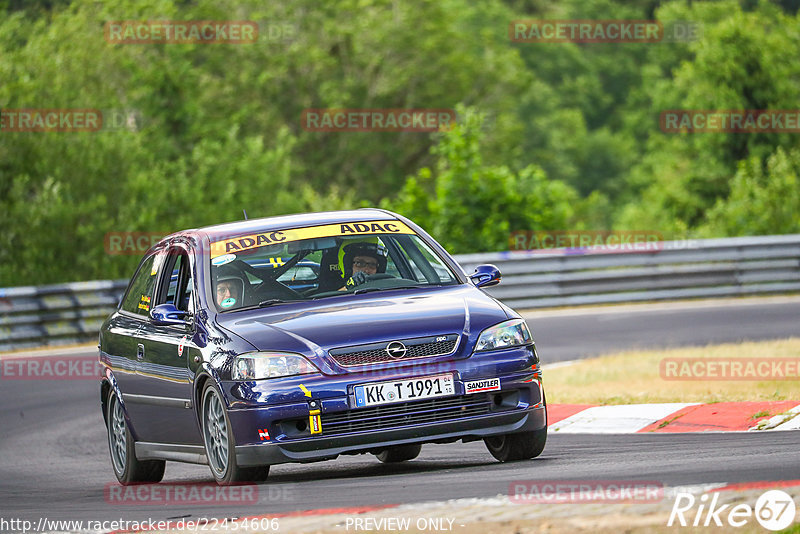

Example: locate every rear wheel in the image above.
[201,382,269,484]
[106,390,165,484]
[484,426,547,462]
[375,443,422,463]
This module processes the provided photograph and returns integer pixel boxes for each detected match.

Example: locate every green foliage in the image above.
[1,0,800,286]
[700,148,800,236]
[389,108,577,253]
[616,0,800,231]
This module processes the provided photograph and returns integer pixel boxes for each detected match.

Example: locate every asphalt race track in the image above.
[1,297,799,526]
[525,296,800,362]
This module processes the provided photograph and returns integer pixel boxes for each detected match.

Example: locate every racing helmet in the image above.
[213,265,245,308]
[337,237,388,280]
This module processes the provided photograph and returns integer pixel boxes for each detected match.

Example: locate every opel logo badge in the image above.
[385,341,407,359]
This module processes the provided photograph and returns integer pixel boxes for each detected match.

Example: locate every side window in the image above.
[396,237,456,283]
[165,255,183,305]
[182,273,194,313]
[160,251,194,312]
[120,255,159,317]
[384,253,400,277]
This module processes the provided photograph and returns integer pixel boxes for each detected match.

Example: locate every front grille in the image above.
[329,334,458,367]
[320,394,501,436]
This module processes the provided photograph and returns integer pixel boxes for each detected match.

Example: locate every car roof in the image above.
[164,208,400,243]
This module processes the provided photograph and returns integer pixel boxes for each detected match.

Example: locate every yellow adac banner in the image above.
[210,220,415,258]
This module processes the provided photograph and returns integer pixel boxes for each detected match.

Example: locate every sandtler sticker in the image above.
[465,378,500,394]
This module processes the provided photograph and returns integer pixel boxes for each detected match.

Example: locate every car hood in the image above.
[215,285,509,367]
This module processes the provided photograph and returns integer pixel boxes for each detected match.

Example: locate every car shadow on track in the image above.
[266,459,493,483]
[158,456,555,486]
[264,451,557,485]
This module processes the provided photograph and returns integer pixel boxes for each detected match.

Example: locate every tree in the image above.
[616,0,800,232]
[388,108,578,253]
[700,148,800,236]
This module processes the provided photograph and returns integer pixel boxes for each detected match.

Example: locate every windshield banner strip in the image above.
[210,221,416,258]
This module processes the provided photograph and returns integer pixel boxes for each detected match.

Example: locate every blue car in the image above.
[100,209,546,485]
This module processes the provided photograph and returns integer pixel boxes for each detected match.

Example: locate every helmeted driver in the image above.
[337,237,388,290]
[214,266,245,308]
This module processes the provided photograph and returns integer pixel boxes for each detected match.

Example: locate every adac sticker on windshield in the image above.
[210,220,415,258]
[211,253,237,266]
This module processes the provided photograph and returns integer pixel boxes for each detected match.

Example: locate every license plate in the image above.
[354,373,455,408]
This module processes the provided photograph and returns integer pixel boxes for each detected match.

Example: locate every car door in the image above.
[105,252,161,420]
[130,245,202,445]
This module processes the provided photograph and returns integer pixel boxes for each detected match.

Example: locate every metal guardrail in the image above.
[0,280,129,352]
[456,234,800,309]
[1,235,799,351]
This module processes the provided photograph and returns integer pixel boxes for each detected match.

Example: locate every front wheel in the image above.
[484,427,547,462]
[201,382,269,485]
[106,390,165,484]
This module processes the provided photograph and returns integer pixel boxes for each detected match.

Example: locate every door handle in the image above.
[137,343,145,360]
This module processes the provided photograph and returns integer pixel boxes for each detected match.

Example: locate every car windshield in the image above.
[209,221,459,311]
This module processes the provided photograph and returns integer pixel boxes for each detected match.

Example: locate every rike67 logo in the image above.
[669,489,796,531]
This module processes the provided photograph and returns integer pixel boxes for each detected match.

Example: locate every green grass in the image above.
[544,338,800,404]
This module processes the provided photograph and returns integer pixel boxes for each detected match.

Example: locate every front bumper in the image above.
[223,345,545,466]
[235,404,545,466]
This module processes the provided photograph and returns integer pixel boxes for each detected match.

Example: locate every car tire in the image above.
[484,426,547,462]
[106,390,165,484]
[375,443,422,463]
[201,382,270,485]
[485,388,548,462]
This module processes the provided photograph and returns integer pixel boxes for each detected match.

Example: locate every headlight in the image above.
[475,319,532,352]
[232,352,319,380]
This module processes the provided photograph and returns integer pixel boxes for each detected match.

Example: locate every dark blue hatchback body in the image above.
[100,209,547,485]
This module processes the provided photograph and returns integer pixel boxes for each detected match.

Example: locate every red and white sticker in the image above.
[178,336,188,357]
[465,378,500,394]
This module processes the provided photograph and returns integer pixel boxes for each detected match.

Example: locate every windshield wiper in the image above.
[352,285,420,295]
[258,299,292,307]
[220,299,300,313]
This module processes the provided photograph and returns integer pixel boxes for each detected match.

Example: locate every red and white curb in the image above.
[548,401,800,433]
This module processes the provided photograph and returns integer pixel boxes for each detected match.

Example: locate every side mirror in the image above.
[470,264,501,288]
[150,303,191,326]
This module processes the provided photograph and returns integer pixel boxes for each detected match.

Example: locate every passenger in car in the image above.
[215,277,243,308]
